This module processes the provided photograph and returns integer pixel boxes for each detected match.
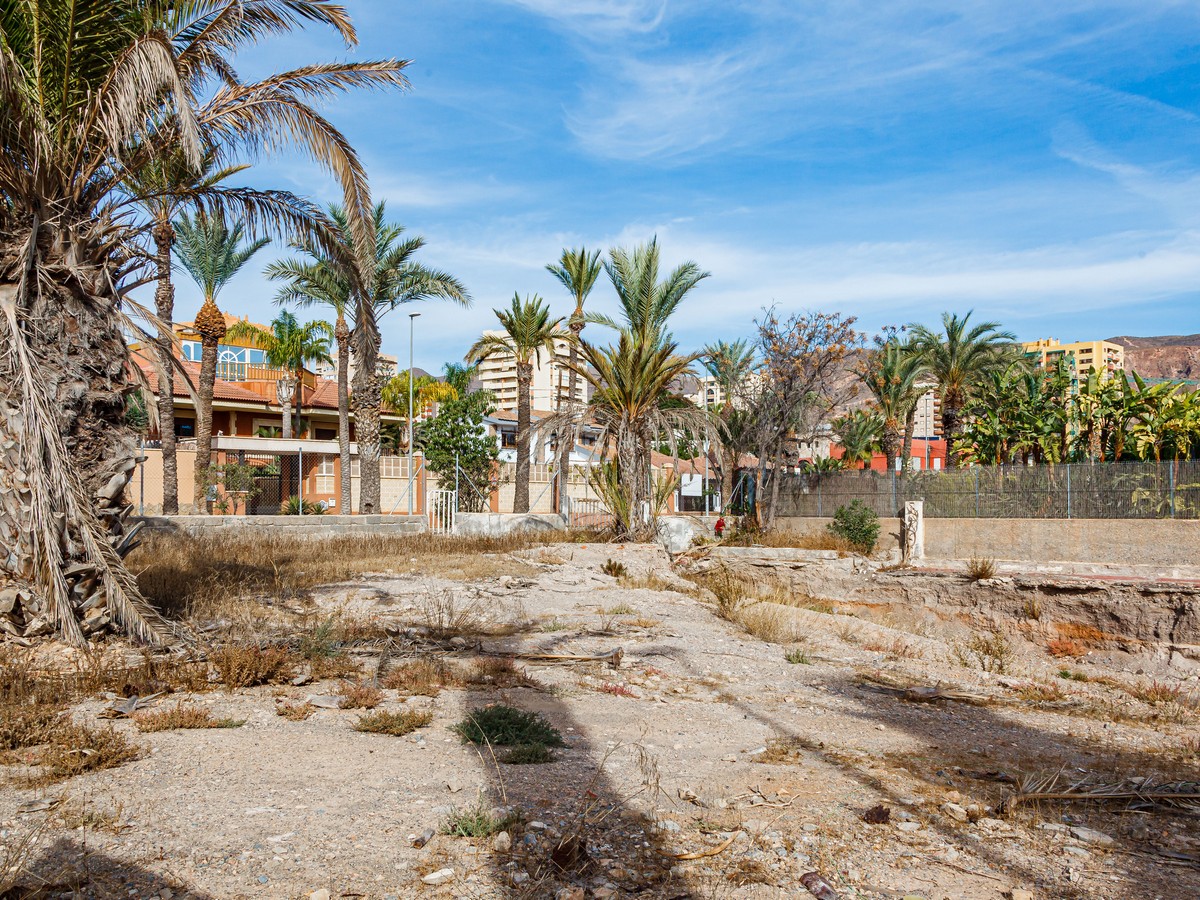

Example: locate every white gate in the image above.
[429,489,457,535]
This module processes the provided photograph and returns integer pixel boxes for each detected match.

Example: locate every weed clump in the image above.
[440,802,520,838]
[337,681,384,709]
[827,501,879,554]
[354,709,433,736]
[966,556,997,581]
[383,658,465,696]
[502,742,555,765]
[601,559,628,578]
[953,629,1013,674]
[38,722,142,782]
[275,700,315,721]
[0,704,65,751]
[452,705,564,747]
[134,704,243,732]
[784,647,812,665]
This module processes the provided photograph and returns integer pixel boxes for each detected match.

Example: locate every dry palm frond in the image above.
[1001,770,1200,815]
[856,670,991,705]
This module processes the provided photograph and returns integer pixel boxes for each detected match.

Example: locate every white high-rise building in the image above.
[473,330,587,413]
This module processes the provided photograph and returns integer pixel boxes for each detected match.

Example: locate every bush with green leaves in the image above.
[452,704,564,747]
[281,496,325,515]
[827,500,879,553]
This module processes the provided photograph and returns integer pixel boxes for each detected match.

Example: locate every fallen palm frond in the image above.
[856,670,991,705]
[474,647,624,670]
[1000,770,1200,815]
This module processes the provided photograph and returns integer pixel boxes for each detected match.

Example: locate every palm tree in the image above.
[227,312,333,440]
[703,339,756,510]
[269,203,470,514]
[595,239,709,343]
[833,409,883,468]
[442,362,479,396]
[382,371,459,424]
[858,339,927,473]
[173,213,269,505]
[566,330,706,537]
[0,1,406,644]
[127,153,250,515]
[546,247,602,516]
[908,312,1017,468]
[468,295,564,513]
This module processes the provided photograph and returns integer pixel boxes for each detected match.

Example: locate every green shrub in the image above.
[827,500,879,553]
[281,496,325,515]
[784,647,811,665]
[452,705,564,747]
[440,802,520,837]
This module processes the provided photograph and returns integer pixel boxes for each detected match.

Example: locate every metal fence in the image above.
[768,460,1200,520]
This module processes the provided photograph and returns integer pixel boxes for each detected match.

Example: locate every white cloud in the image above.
[497,0,667,36]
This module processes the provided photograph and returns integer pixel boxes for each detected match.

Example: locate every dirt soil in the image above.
[2,543,1198,900]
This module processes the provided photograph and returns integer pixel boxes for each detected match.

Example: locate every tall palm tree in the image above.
[0,1,406,644]
[703,339,756,510]
[382,370,459,423]
[859,339,927,473]
[442,362,479,396]
[173,213,269,505]
[468,295,564,514]
[269,203,470,514]
[908,312,1016,468]
[227,312,333,440]
[546,247,602,516]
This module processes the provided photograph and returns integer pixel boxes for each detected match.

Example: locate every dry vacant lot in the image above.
[1,531,1197,899]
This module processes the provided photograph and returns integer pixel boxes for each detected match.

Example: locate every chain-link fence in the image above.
[766,460,1200,520]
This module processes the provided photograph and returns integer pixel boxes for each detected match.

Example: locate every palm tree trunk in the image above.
[278,376,294,440]
[515,363,532,513]
[557,329,582,519]
[335,315,352,514]
[881,423,900,475]
[942,404,962,469]
[352,309,383,515]
[152,219,179,515]
[0,274,170,646]
[194,335,219,509]
[901,405,917,476]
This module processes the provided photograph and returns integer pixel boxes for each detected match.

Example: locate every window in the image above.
[315,428,336,440]
[175,418,195,438]
[315,456,336,493]
[501,430,517,448]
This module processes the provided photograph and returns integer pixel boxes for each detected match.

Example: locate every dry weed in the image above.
[0,703,65,751]
[469,657,538,689]
[1046,638,1087,658]
[733,603,806,644]
[354,709,433,736]
[336,681,384,709]
[862,636,923,660]
[211,645,294,689]
[413,590,491,639]
[382,658,466,696]
[54,798,127,833]
[597,682,638,698]
[1011,682,1068,703]
[133,703,243,732]
[623,616,661,629]
[36,722,142,783]
[966,556,997,581]
[275,700,315,721]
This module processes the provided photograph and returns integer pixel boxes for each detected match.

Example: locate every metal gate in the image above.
[429,490,457,535]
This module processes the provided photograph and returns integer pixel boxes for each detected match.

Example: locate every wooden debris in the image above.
[661,830,740,860]
[1000,771,1200,815]
[857,670,991,705]
[98,692,165,718]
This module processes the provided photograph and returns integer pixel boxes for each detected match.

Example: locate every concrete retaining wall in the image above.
[454,513,566,537]
[775,515,1196,568]
[135,515,427,537]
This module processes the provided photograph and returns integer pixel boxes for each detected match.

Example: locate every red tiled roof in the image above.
[132,353,343,411]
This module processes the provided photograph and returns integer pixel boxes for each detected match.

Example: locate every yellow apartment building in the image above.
[1022,338,1124,385]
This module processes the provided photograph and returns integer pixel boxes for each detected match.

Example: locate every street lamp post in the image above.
[408,312,421,516]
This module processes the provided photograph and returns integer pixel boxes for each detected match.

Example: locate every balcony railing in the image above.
[216,361,316,388]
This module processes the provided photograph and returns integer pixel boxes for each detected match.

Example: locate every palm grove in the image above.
[3,3,1198,649]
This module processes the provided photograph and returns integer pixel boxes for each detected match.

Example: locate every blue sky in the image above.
[161,1,1200,371]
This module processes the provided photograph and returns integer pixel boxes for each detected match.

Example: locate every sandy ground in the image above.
[2,543,1198,900]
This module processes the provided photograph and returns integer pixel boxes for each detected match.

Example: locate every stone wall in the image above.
[774,515,1197,568]
[135,515,427,537]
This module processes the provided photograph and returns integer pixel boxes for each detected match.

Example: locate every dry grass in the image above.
[35,721,142,783]
[1011,681,1068,703]
[413,590,496,639]
[54,798,127,833]
[733,603,808,644]
[953,629,1014,674]
[469,656,538,689]
[210,645,295,689]
[862,636,923,660]
[133,703,243,732]
[601,559,629,578]
[382,658,466,696]
[597,682,638,698]
[130,530,567,620]
[0,703,65,751]
[354,709,433,736]
[623,616,661,629]
[275,700,315,721]
[1122,679,1197,711]
[755,736,822,765]
[966,556,997,581]
[722,529,856,552]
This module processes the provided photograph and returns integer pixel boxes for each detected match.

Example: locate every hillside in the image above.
[1108,334,1200,380]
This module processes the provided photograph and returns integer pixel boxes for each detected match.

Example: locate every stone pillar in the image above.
[903,500,924,563]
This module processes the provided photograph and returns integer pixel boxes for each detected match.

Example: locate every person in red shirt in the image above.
[714,516,726,538]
